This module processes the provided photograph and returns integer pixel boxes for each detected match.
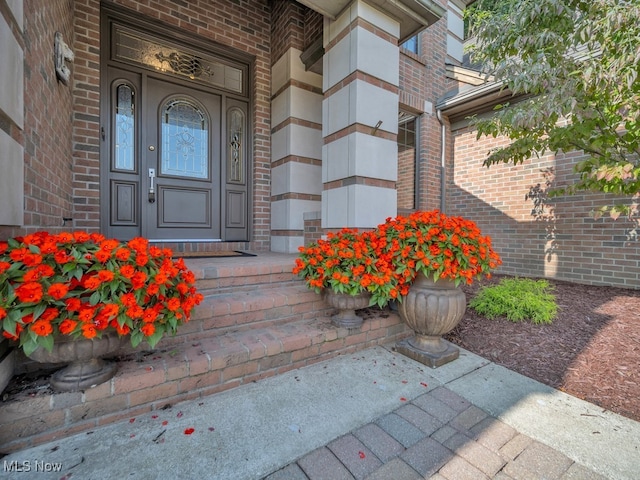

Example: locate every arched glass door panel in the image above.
[160,98,209,179]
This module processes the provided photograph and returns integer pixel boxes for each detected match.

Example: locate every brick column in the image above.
[321,0,399,230]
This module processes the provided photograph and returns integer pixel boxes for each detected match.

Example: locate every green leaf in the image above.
[21,339,39,357]
[89,290,101,306]
[39,334,54,353]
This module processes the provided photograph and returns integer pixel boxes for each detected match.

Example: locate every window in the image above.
[114,83,136,171]
[160,98,209,179]
[401,35,418,54]
[397,112,418,210]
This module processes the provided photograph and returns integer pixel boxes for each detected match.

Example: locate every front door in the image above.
[144,77,221,240]
[100,14,250,242]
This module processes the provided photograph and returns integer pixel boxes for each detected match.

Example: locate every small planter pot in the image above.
[26,332,125,392]
[396,273,466,368]
[323,290,371,329]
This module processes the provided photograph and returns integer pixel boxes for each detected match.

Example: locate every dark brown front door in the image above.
[101,11,250,243]
[144,77,221,240]
[104,68,222,241]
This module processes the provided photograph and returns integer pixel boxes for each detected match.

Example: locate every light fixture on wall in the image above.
[55,32,74,85]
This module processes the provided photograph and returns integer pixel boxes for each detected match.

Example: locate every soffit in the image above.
[295,0,445,42]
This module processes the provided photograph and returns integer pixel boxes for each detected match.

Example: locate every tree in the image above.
[463,0,515,38]
[467,0,640,221]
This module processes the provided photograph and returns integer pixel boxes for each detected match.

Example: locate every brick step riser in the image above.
[194,277,301,297]
[0,315,412,454]
[172,286,332,341]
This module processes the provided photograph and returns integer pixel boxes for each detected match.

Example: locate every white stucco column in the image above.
[321,0,399,229]
[0,0,25,227]
[270,49,323,253]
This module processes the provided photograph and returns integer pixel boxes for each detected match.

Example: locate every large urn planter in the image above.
[26,332,125,392]
[396,273,466,368]
[324,290,371,329]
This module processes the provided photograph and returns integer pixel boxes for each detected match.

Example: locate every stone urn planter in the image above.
[324,290,371,329]
[26,332,125,392]
[395,273,466,368]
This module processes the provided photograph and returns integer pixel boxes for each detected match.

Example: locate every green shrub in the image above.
[469,278,557,324]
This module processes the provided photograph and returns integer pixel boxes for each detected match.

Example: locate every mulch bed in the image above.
[443,275,640,423]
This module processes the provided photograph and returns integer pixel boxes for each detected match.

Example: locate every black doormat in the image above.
[173,251,256,259]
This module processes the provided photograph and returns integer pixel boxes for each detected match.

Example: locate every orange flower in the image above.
[78,307,96,322]
[40,307,59,322]
[111,320,131,336]
[15,282,44,303]
[82,275,102,290]
[97,269,115,283]
[22,252,43,267]
[54,249,73,264]
[120,264,135,278]
[142,308,159,323]
[166,298,181,312]
[3,323,23,340]
[94,249,111,263]
[126,305,144,319]
[48,283,69,300]
[140,323,155,337]
[66,297,82,312]
[120,292,137,307]
[81,323,97,339]
[115,248,131,261]
[131,271,148,290]
[30,319,53,336]
[59,319,78,335]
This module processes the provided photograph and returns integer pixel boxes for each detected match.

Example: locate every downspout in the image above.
[436,109,446,213]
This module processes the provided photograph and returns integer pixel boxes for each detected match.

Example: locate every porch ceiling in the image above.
[295,0,445,42]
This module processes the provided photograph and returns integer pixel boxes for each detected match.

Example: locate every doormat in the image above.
[173,251,256,259]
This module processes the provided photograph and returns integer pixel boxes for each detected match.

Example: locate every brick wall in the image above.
[271,0,306,62]
[0,0,75,240]
[398,13,449,213]
[69,0,272,248]
[397,131,416,209]
[303,6,322,49]
[449,123,640,289]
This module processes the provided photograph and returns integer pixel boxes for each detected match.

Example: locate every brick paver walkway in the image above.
[264,387,607,480]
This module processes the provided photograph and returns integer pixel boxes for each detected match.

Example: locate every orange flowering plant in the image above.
[374,210,502,289]
[0,231,204,356]
[293,211,502,308]
[292,228,401,307]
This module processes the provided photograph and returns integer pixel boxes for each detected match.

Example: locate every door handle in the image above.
[148,168,156,203]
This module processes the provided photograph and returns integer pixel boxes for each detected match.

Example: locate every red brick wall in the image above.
[397,146,415,209]
[0,0,75,240]
[69,0,272,248]
[271,0,307,63]
[303,6,323,49]
[449,123,640,288]
[399,15,449,213]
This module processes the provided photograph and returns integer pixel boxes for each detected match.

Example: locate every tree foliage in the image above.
[467,0,640,221]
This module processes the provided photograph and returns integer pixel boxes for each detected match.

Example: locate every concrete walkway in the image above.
[3,345,639,479]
